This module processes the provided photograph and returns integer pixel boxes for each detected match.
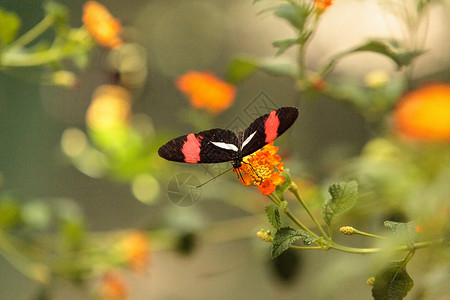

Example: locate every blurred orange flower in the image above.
[176,71,236,114]
[120,231,150,272]
[394,83,450,142]
[314,0,333,13]
[234,142,285,195]
[415,224,424,233]
[99,272,128,300]
[82,1,123,49]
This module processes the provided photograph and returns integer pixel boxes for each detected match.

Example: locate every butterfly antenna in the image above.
[196,167,234,188]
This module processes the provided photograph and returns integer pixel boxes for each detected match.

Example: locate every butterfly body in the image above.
[158,107,299,168]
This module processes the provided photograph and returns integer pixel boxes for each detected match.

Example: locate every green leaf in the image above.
[0,8,21,47]
[273,4,310,32]
[227,57,259,84]
[271,226,318,258]
[0,197,22,229]
[322,181,358,225]
[60,219,86,253]
[302,232,318,245]
[44,1,69,26]
[350,39,425,69]
[372,261,414,300]
[265,205,281,230]
[273,170,292,200]
[320,39,425,76]
[22,200,51,230]
[227,56,297,84]
[258,60,297,78]
[273,38,299,56]
[384,220,418,249]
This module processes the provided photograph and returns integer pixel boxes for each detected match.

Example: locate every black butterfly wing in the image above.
[241,107,298,157]
[158,128,238,163]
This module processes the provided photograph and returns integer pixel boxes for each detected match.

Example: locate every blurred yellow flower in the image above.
[234,142,285,195]
[99,272,128,300]
[86,85,132,131]
[394,83,450,142]
[120,231,150,272]
[82,1,123,49]
[176,71,236,114]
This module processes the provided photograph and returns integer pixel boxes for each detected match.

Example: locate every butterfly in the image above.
[158,107,299,172]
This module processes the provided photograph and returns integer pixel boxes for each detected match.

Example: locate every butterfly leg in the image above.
[234,166,247,185]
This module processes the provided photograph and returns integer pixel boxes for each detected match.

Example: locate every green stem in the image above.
[403,249,415,264]
[323,239,443,255]
[10,15,54,48]
[268,194,318,238]
[290,185,329,239]
[353,228,385,239]
[297,42,306,80]
[327,242,379,254]
[1,48,64,67]
[284,209,318,238]
[267,194,282,207]
[290,245,322,250]
[0,232,50,283]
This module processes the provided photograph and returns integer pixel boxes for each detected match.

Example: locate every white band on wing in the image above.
[241,131,257,149]
[211,141,239,152]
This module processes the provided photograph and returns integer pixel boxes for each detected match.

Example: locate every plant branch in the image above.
[289,183,329,239]
[0,231,50,283]
[10,15,54,48]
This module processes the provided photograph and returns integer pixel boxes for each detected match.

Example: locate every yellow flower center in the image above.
[248,164,272,184]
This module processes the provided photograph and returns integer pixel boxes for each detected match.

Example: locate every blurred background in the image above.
[0,0,449,299]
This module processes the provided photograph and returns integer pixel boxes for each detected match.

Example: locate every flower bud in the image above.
[257,229,273,243]
[340,226,355,235]
[366,276,375,286]
[52,71,77,88]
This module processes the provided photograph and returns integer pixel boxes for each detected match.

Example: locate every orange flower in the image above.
[99,272,128,300]
[314,0,333,13]
[234,142,285,195]
[394,83,450,142]
[415,224,424,233]
[119,231,150,272]
[176,71,236,114]
[82,1,122,49]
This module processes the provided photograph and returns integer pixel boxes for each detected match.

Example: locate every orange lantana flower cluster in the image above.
[119,231,151,272]
[394,83,450,142]
[82,1,123,49]
[176,71,236,114]
[234,142,285,195]
[314,0,334,13]
[99,272,128,300]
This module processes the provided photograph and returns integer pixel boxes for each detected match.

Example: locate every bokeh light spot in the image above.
[61,128,88,158]
[132,174,160,204]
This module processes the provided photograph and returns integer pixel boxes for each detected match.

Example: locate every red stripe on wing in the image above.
[264,110,280,143]
[181,133,202,163]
